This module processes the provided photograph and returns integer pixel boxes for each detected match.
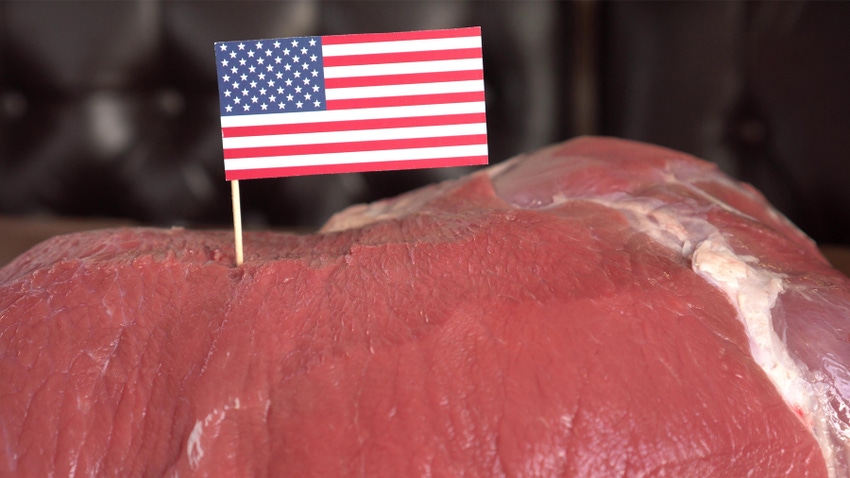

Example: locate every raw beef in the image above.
[2,136,849,476]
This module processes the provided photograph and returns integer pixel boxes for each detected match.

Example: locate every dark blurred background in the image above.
[1,1,850,248]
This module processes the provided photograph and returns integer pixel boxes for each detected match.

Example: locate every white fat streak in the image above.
[581,193,838,478]
[691,236,835,478]
[185,398,245,471]
[187,420,205,470]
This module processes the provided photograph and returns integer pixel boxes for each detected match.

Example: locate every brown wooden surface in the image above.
[821,245,850,278]
[0,215,135,267]
[1,215,850,277]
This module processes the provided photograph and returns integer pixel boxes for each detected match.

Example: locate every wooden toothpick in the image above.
[231,179,244,266]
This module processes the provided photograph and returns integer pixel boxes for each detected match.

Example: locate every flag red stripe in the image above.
[323,48,481,67]
[225,155,488,180]
[223,134,487,160]
[326,91,485,110]
[324,69,483,89]
[321,27,480,46]
[222,112,486,138]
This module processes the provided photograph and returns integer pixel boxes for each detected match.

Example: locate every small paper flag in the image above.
[214,27,488,180]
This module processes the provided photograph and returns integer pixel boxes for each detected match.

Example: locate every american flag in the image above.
[214,27,487,180]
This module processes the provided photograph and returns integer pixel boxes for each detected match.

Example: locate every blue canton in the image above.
[215,36,327,116]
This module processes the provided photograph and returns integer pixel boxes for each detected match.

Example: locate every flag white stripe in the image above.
[322,36,481,57]
[225,144,488,170]
[325,79,484,101]
[220,101,486,128]
[223,123,486,149]
[324,58,482,79]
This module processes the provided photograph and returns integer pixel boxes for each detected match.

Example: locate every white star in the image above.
[238,43,246,50]
[284,64,292,71]
[257,58,264,65]
[291,39,298,47]
[269,95,277,102]
[266,65,274,72]
[242,89,249,96]
[311,70,318,77]
[220,59,228,66]
[219,44,227,51]
[265,49,272,56]
[243,104,250,111]
[222,74,230,82]
[232,82,240,89]
[282,48,290,56]
[261,103,268,110]
[247,50,255,58]
[258,73,266,80]
[255,41,263,49]
[301,47,307,55]
[274,40,281,48]
[278,102,286,109]
[313,100,321,107]
[293,55,300,63]
[234,97,241,104]
[225,104,233,112]
[286,94,294,101]
[309,38,316,46]
[305,93,312,100]
[250,81,257,88]
[296,101,303,108]
[248,66,256,73]
[259,88,267,95]
[302,63,309,70]
[251,96,258,103]
[293,71,301,78]
[312,85,319,92]
[275,57,282,64]
[303,78,310,85]
[310,55,317,62]
[276,72,284,79]
[239,58,247,66]
[277,87,285,94]
[224,90,232,97]
[268,80,275,87]
[229,51,236,58]
[285,79,293,86]
[230,66,238,74]
[295,86,302,93]
[240,74,248,81]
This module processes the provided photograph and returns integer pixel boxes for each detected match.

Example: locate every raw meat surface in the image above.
[1,137,848,476]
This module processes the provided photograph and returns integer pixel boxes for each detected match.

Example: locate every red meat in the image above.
[1,137,847,476]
